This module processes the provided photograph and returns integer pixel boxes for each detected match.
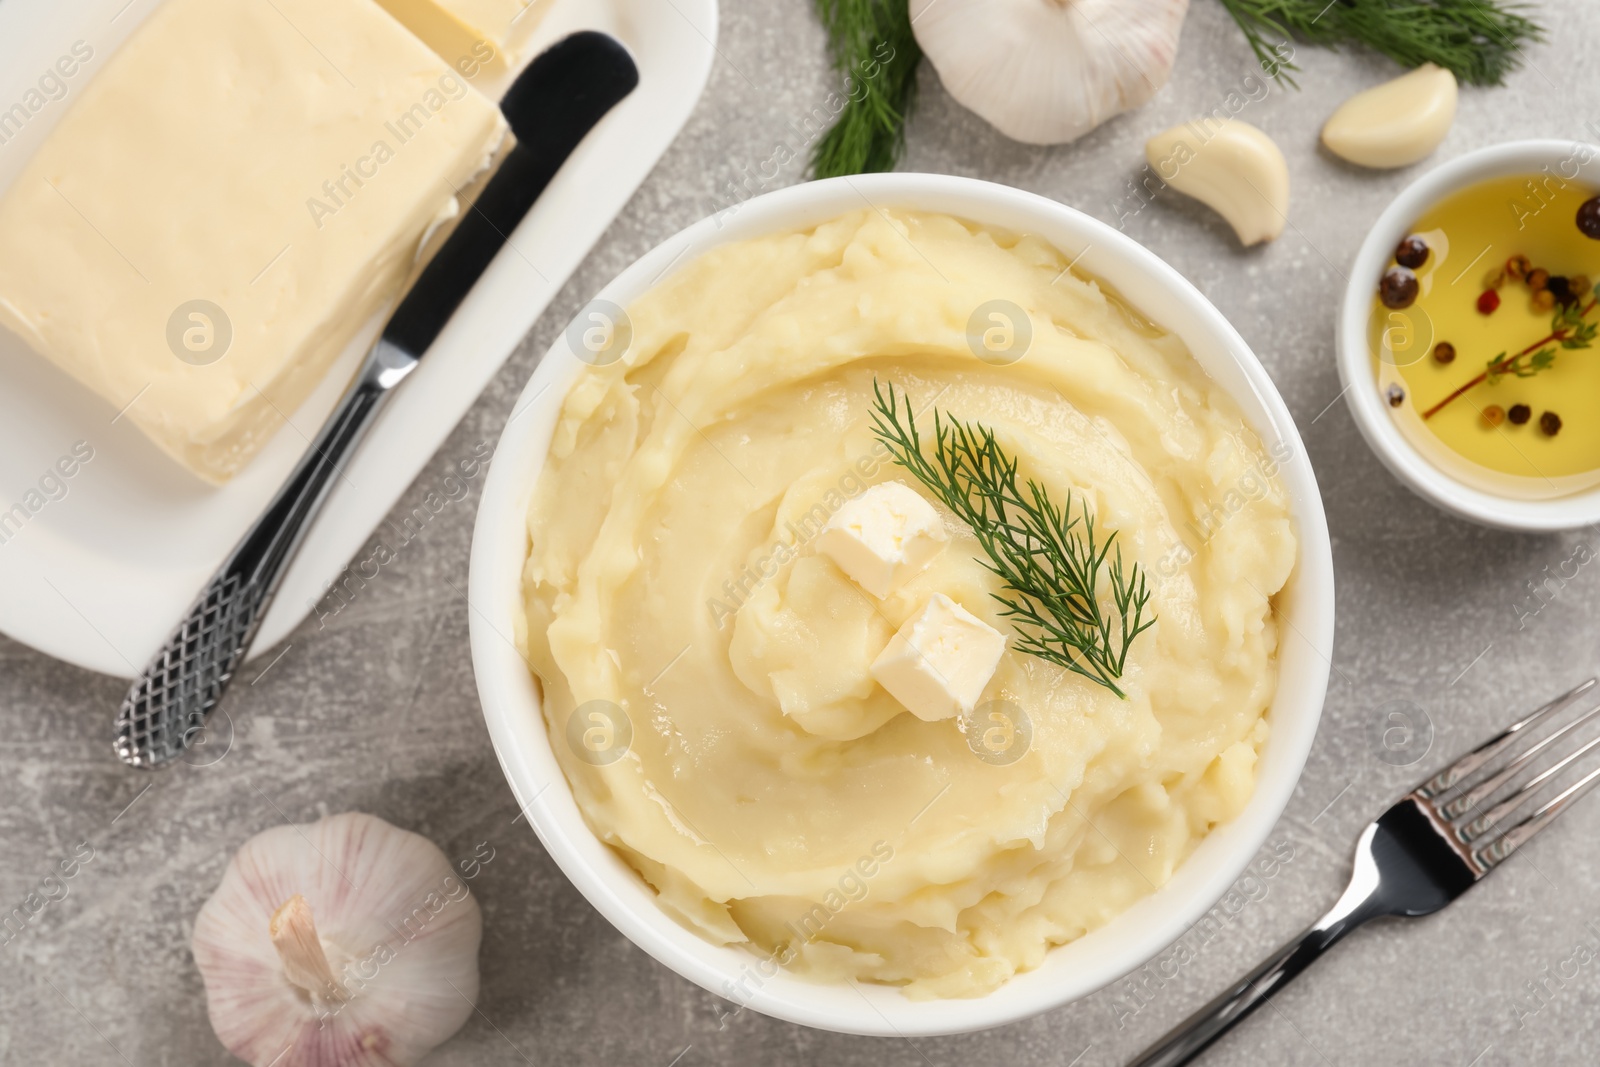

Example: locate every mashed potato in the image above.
[520,209,1297,998]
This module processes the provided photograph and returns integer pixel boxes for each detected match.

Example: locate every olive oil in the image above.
[1370,174,1600,499]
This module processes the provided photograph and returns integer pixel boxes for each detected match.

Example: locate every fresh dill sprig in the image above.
[870,380,1155,698]
[1217,0,1543,88]
[810,0,922,178]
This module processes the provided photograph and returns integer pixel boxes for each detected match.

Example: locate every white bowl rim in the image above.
[468,172,1335,1037]
[1336,138,1600,531]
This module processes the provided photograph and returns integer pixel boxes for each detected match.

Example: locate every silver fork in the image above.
[1132,676,1600,1067]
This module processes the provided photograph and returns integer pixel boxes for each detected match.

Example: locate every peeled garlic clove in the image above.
[192,812,483,1066]
[1321,64,1458,169]
[911,0,1190,146]
[1145,119,1289,246]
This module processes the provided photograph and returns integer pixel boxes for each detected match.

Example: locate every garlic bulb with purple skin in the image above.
[192,812,484,1066]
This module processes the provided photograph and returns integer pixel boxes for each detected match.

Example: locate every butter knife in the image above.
[114,31,639,768]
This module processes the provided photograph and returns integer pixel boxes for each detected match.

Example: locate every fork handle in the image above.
[112,338,415,768]
[1129,884,1383,1066]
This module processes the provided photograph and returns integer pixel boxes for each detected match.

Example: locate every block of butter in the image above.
[373,0,551,77]
[0,0,507,483]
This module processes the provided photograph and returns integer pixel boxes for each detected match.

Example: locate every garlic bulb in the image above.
[910,0,1191,145]
[192,812,484,1067]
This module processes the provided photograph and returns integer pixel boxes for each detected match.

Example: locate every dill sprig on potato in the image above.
[870,380,1155,698]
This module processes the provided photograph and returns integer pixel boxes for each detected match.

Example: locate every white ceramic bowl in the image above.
[468,173,1335,1036]
[1336,139,1600,530]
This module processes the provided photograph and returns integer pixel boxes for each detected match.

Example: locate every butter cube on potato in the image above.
[816,481,947,598]
[871,593,1007,721]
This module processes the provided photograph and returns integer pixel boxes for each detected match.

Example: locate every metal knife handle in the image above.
[113,340,415,768]
[383,31,638,356]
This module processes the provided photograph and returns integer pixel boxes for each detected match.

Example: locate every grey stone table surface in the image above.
[6,1,1600,1064]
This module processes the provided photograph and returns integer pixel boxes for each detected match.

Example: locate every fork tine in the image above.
[1413,677,1597,800]
[1439,699,1600,820]
[1474,759,1600,870]
[1457,729,1600,844]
